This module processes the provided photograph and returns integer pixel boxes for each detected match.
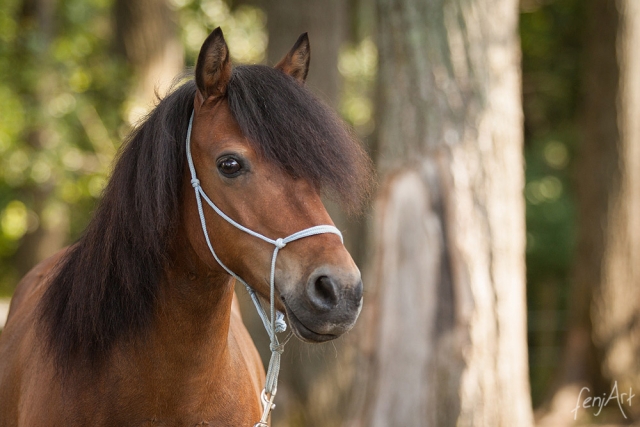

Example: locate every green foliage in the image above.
[520,0,586,406]
[176,0,266,65]
[338,37,377,138]
[0,0,130,295]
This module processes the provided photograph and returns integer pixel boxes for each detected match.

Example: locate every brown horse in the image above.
[0,28,372,426]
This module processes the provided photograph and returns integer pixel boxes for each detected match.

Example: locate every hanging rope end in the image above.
[275,311,287,333]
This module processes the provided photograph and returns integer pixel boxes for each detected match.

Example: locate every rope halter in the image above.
[185,111,343,426]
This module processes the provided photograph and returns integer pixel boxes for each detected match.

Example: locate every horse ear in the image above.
[195,27,232,99]
[275,33,310,84]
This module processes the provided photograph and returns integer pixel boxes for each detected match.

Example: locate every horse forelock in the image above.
[227,65,374,215]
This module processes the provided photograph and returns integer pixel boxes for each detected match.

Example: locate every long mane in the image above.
[39,80,195,370]
[39,67,373,371]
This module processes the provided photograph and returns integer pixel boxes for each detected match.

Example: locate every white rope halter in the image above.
[185,111,343,426]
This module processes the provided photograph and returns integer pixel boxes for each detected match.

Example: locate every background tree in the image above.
[261,0,347,107]
[346,0,533,425]
[591,2,640,416]
[114,0,184,122]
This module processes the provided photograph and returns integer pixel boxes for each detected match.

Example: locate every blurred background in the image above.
[0,0,638,425]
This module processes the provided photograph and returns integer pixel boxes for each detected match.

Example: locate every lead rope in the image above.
[185,112,343,426]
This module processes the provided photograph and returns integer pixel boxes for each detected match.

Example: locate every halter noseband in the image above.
[185,112,343,426]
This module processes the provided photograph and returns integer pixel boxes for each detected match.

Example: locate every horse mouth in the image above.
[282,302,338,343]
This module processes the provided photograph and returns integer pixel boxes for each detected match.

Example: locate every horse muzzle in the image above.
[281,266,363,343]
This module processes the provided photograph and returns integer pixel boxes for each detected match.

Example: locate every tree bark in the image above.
[594,2,640,406]
[114,0,184,121]
[348,0,533,425]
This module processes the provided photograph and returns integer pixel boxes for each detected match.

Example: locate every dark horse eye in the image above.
[217,157,242,177]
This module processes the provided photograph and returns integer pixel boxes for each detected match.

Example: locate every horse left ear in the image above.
[196,27,232,100]
[275,33,310,84]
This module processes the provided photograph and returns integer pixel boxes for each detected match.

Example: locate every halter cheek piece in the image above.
[185,112,343,426]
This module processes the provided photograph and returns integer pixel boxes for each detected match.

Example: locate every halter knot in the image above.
[191,178,200,188]
[275,238,286,249]
[269,342,286,354]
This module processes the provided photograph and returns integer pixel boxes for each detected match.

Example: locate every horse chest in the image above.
[94,337,262,426]
[90,375,261,427]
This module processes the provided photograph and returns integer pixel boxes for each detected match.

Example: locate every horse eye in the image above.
[217,157,242,177]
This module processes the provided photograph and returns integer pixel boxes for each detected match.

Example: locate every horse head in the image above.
[186,28,372,342]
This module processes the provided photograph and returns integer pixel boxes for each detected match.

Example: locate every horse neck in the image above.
[147,230,236,369]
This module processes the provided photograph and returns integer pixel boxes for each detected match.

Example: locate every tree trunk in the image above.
[348,0,533,425]
[11,0,69,278]
[539,0,640,424]
[262,0,347,108]
[114,0,184,122]
[594,4,640,412]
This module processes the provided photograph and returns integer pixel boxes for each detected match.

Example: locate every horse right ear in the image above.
[275,33,310,84]
[195,27,232,100]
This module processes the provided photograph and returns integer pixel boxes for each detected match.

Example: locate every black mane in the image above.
[39,80,195,370]
[39,67,373,371]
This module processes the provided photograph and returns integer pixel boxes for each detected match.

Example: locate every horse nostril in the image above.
[307,275,339,311]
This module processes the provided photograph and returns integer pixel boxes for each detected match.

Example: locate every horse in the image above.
[0,28,373,426]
